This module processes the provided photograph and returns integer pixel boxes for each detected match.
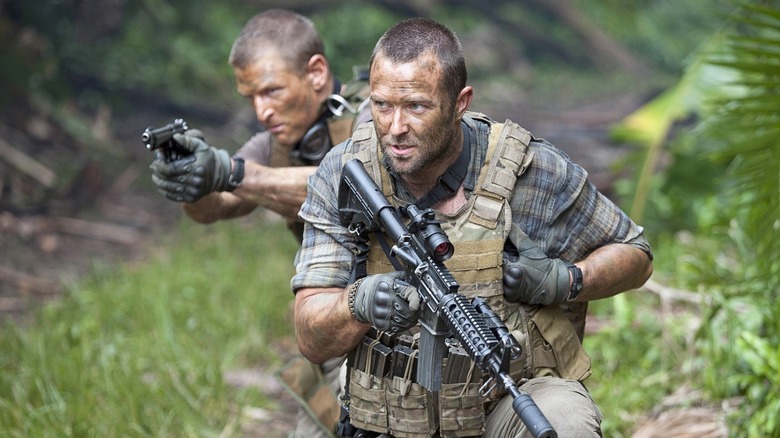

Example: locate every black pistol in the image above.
[141,118,190,162]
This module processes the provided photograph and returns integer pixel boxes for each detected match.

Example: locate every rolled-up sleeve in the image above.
[511,139,652,262]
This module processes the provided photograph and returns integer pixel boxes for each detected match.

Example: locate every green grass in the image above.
[0,218,299,437]
[585,293,693,436]
[583,234,719,437]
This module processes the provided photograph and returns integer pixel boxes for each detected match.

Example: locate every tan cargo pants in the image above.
[483,376,603,437]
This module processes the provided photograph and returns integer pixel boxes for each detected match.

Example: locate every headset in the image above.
[289,93,359,165]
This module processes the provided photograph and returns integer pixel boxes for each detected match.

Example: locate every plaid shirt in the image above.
[292,115,652,299]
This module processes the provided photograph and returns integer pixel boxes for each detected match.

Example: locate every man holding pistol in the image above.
[149,9,370,240]
[292,18,653,437]
[147,9,370,438]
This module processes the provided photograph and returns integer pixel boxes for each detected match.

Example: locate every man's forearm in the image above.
[181,191,255,223]
[575,243,653,301]
[235,162,315,220]
[179,161,316,223]
[294,287,370,364]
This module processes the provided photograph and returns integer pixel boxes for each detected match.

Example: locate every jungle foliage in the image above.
[1,0,777,437]
[607,1,780,436]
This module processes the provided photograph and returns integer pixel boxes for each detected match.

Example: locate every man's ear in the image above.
[307,54,330,92]
[455,86,474,119]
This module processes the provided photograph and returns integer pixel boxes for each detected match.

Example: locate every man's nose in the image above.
[388,110,409,136]
[252,96,273,123]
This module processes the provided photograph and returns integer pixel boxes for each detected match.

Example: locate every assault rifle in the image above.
[141,118,190,162]
[337,159,556,438]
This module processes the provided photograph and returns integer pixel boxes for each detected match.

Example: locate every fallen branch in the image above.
[642,278,710,306]
[51,216,142,245]
[0,137,56,188]
[0,264,62,296]
[4,213,143,245]
[102,164,142,202]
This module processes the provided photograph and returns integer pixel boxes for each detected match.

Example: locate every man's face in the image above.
[234,50,320,148]
[369,52,460,177]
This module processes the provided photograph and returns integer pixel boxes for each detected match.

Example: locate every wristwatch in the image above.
[227,156,245,191]
[567,264,583,301]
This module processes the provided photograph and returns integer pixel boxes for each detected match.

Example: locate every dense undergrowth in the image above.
[0,219,299,437]
[2,1,777,436]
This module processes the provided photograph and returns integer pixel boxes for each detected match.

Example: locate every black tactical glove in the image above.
[350,272,421,334]
[149,130,235,203]
[502,233,572,305]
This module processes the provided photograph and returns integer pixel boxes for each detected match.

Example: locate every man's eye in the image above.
[409,103,428,113]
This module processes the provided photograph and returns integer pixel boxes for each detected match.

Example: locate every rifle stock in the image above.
[338,159,557,438]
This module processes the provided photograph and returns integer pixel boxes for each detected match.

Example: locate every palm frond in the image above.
[697,4,780,435]
[700,3,780,284]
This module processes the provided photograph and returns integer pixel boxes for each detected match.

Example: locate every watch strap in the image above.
[567,264,583,301]
[227,156,245,191]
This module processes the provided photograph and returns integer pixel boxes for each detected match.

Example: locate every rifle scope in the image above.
[404,204,454,262]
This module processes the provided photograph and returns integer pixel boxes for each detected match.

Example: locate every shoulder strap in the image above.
[326,67,371,147]
[469,119,534,228]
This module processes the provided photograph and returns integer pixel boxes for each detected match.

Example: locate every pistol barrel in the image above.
[142,118,188,150]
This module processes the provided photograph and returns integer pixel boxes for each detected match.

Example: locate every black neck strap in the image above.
[413,122,470,210]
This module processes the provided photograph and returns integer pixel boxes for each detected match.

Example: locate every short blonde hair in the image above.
[229,9,325,75]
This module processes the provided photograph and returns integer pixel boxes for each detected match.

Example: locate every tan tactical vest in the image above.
[342,113,592,437]
[327,67,371,146]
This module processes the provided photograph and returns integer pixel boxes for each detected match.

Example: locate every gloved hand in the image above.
[149,130,234,203]
[502,234,571,305]
[350,272,421,334]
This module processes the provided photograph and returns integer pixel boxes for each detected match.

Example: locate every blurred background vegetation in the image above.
[1,0,778,437]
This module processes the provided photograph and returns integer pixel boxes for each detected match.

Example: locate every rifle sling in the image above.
[373,230,404,272]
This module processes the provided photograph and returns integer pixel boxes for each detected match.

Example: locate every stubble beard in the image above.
[380,112,459,178]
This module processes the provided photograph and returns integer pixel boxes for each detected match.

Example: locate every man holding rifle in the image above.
[292,17,653,437]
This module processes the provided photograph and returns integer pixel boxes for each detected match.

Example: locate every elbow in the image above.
[636,255,654,288]
[181,202,219,224]
[297,343,328,365]
[296,334,345,365]
[185,210,218,224]
[295,325,354,365]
